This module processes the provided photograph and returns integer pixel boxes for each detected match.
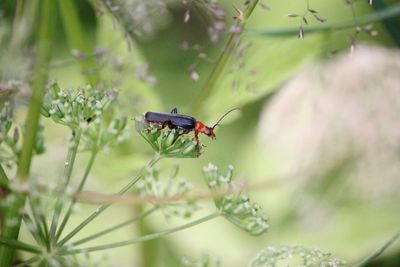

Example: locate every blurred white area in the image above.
[259,45,400,199]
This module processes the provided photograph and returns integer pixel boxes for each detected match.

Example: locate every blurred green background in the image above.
[1,0,399,266]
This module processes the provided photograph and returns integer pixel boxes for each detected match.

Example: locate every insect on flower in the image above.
[144,107,240,143]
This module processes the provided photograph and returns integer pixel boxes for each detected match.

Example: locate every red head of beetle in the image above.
[195,122,216,140]
[194,108,240,142]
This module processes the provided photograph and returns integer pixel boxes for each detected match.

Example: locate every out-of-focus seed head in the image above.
[136,164,199,219]
[202,163,268,236]
[135,116,201,158]
[248,245,346,267]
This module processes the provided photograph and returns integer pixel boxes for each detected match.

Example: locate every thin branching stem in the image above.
[191,0,259,114]
[70,206,158,247]
[0,0,55,264]
[24,196,50,250]
[55,150,98,241]
[49,130,82,245]
[0,236,41,254]
[21,214,43,246]
[58,211,220,255]
[353,232,400,267]
[57,154,162,247]
[14,255,42,267]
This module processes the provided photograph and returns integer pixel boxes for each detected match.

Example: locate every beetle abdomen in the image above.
[145,112,196,130]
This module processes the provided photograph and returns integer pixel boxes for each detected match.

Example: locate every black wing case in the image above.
[144,112,196,130]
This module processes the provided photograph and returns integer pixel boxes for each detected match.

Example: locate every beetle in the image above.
[144,108,239,143]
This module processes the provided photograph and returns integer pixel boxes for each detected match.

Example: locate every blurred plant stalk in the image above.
[0,0,55,265]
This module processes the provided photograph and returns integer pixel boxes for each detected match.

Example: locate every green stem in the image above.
[70,207,158,247]
[0,164,8,233]
[353,232,400,267]
[55,150,97,241]
[49,131,82,244]
[247,3,400,37]
[0,236,41,254]
[15,255,41,267]
[0,0,55,265]
[191,0,259,114]
[58,212,220,255]
[21,214,44,247]
[57,154,162,247]
[27,197,50,251]
[58,0,100,86]
[0,164,8,187]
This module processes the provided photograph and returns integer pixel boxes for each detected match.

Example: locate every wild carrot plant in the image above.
[1,0,399,266]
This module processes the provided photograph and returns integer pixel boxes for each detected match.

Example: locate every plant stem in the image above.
[0,0,55,265]
[353,232,400,267]
[0,236,41,254]
[0,164,8,233]
[0,164,8,187]
[49,131,82,244]
[58,212,220,255]
[70,207,158,247]
[247,3,400,37]
[191,0,259,114]
[27,197,50,251]
[21,214,44,247]
[57,154,162,247]
[55,150,97,241]
[15,255,41,267]
[58,0,100,86]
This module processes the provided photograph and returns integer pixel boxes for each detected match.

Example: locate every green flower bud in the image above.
[182,141,197,155]
[162,129,176,149]
[40,104,51,117]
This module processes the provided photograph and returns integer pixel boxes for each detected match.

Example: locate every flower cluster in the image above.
[41,82,115,131]
[135,116,200,158]
[136,164,199,219]
[202,163,268,236]
[248,245,346,267]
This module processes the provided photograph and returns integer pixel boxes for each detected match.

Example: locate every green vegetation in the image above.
[0,0,399,266]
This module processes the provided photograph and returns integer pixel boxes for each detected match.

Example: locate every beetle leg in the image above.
[170,107,178,114]
[162,120,174,129]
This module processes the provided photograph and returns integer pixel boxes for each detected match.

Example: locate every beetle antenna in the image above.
[212,108,240,129]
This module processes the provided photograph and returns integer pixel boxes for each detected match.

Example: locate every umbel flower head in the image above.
[41,82,115,131]
[135,116,200,158]
[248,245,346,267]
[203,163,268,236]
